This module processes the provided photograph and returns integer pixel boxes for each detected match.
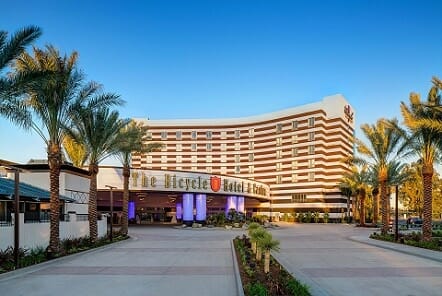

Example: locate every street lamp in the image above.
[395,185,399,242]
[105,185,117,242]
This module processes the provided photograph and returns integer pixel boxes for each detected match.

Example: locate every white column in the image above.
[182,193,194,224]
[195,194,206,222]
[237,196,245,213]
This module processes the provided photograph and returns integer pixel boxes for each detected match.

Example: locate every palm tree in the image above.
[0,26,41,129]
[247,222,261,254]
[400,79,442,241]
[259,231,280,274]
[356,119,407,234]
[10,45,122,253]
[340,165,370,226]
[339,184,353,223]
[114,120,162,235]
[250,227,267,262]
[69,105,128,243]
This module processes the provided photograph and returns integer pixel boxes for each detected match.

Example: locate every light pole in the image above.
[105,185,117,242]
[395,185,399,242]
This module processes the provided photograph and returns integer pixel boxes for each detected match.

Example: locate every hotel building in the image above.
[129,94,355,220]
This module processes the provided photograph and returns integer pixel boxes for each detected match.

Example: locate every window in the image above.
[221,131,227,139]
[249,128,254,137]
[248,141,254,150]
[248,153,254,162]
[146,132,152,140]
[292,135,297,144]
[276,150,282,159]
[191,143,197,151]
[235,142,240,150]
[235,130,241,138]
[206,167,212,173]
[176,166,182,170]
[221,155,227,163]
[176,131,182,140]
[235,166,241,174]
[292,160,297,169]
[206,143,212,151]
[206,155,212,163]
[292,121,298,130]
[276,123,283,133]
[292,174,298,182]
[176,143,182,151]
[235,154,240,163]
[276,175,282,184]
[161,131,167,140]
[191,131,197,139]
[206,131,212,139]
[308,131,315,141]
[161,155,167,163]
[308,145,315,155]
[308,117,315,127]
[221,166,227,174]
[192,166,197,171]
[176,155,182,163]
[276,137,282,146]
[191,156,197,163]
[221,143,227,151]
[292,148,298,157]
[248,165,254,174]
[147,155,152,164]
[308,172,315,182]
[276,162,282,171]
[292,194,306,203]
[308,159,315,168]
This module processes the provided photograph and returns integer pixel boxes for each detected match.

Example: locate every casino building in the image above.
[99,94,354,223]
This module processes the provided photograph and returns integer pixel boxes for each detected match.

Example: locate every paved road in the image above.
[0,224,441,296]
[271,223,442,296]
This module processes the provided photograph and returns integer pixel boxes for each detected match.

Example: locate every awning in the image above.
[0,177,74,202]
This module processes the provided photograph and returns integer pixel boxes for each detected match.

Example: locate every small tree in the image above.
[250,227,266,261]
[247,222,261,254]
[259,232,280,274]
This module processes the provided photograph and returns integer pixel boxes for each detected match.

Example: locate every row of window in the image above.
[275,172,315,184]
[150,117,316,140]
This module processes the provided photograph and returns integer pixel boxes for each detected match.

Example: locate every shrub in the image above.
[246,282,268,296]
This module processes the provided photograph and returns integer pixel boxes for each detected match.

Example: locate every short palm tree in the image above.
[114,120,162,235]
[8,45,121,254]
[247,222,261,254]
[356,119,407,234]
[250,227,267,262]
[400,80,442,241]
[258,231,280,274]
[69,105,128,243]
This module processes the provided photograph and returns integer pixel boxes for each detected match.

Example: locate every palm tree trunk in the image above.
[89,164,99,243]
[121,166,130,235]
[251,241,256,254]
[352,195,358,223]
[256,247,262,262]
[422,164,434,242]
[47,142,61,255]
[372,188,379,226]
[264,250,270,273]
[380,180,389,235]
[359,190,366,226]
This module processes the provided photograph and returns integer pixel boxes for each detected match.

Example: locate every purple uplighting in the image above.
[195,194,206,221]
[128,201,135,219]
[237,196,245,213]
[176,202,182,219]
[182,193,194,221]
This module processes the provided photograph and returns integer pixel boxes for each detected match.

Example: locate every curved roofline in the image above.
[134,94,348,127]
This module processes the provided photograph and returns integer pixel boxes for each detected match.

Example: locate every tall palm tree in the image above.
[10,45,122,253]
[356,119,407,234]
[69,105,128,243]
[400,79,442,241]
[340,165,370,226]
[0,26,41,128]
[114,120,162,235]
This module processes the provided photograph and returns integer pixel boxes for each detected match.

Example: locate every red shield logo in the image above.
[210,176,221,192]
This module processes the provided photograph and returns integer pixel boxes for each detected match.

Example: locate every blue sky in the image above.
[1,0,442,166]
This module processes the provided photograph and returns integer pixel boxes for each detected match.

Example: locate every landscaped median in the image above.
[370,230,442,251]
[232,223,311,296]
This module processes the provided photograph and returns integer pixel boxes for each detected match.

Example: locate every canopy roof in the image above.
[0,178,74,202]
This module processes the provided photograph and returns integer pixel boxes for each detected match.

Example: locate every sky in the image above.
[1,0,442,167]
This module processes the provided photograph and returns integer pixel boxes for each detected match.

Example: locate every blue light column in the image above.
[195,194,207,223]
[237,196,245,213]
[176,202,182,221]
[182,193,194,225]
[225,195,237,216]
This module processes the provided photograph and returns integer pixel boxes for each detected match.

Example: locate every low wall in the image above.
[0,214,107,250]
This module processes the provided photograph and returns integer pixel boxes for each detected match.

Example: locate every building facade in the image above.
[132,94,355,219]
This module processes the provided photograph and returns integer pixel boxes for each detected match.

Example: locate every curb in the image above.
[348,236,442,263]
[230,240,245,296]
